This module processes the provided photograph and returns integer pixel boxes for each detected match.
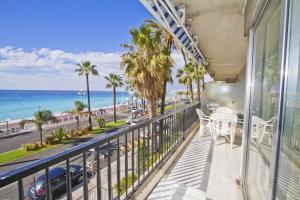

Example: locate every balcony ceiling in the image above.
[175,0,248,81]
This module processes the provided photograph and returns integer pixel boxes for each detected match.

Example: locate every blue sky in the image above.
[0,0,152,52]
[0,0,186,90]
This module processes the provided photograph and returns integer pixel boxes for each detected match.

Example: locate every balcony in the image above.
[0,103,245,200]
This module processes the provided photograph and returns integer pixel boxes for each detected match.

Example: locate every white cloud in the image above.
[0,46,122,75]
[0,46,187,90]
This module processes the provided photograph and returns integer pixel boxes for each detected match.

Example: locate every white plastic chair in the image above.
[261,116,274,144]
[251,116,267,149]
[196,108,212,137]
[216,107,234,115]
[211,113,237,149]
[251,116,274,147]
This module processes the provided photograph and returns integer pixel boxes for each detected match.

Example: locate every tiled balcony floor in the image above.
[147,128,244,200]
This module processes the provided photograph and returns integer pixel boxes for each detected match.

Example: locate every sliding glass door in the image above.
[275,0,300,199]
[245,0,282,199]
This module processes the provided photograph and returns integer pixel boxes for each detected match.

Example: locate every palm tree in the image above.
[187,58,205,102]
[195,63,205,101]
[121,24,174,118]
[105,73,124,122]
[145,19,175,115]
[20,110,58,146]
[64,101,86,130]
[75,61,98,129]
[95,117,105,128]
[176,61,195,103]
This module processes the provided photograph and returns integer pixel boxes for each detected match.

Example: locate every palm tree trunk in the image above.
[39,127,43,146]
[85,74,92,129]
[195,65,201,103]
[75,116,80,130]
[160,80,167,115]
[186,85,189,100]
[148,101,156,119]
[202,76,205,90]
[113,87,117,122]
[189,84,194,103]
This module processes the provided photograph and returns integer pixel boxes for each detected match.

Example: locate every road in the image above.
[0,113,129,154]
[0,130,146,200]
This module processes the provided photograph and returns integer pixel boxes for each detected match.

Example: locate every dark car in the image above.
[27,165,83,199]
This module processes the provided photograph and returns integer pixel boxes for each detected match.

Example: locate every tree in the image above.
[105,73,124,122]
[20,110,58,146]
[75,61,98,129]
[188,59,205,102]
[121,24,174,118]
[53,127,65,142]
[95,117,105,128]
[64,101,86,130]
[145,19,175,115]
[176,61,195,103]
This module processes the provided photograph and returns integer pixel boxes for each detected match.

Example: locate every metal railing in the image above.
[0,103,199,200]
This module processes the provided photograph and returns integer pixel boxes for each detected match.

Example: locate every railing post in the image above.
[45,167,52,200]
[83,152,88,200]
[182,109,186,139]
[66,159,72,200]
[18,179,24,200]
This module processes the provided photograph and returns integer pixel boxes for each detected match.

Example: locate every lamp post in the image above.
[129,91,134,126]
[78,90,86,103]
[6,118,10,134]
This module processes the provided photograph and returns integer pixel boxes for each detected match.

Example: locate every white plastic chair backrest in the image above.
[251,116,267,138]
[196,108,205,120]
[212,114,237,135]
[216,107,233,115]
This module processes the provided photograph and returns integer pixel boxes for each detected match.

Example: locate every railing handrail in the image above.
[0,103,199,188]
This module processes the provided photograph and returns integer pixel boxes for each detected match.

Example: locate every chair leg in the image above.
[231,133,235,149]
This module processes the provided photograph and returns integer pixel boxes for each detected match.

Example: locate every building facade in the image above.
[140,0,300,199]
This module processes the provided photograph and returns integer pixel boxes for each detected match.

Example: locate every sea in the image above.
[0,90,129,121]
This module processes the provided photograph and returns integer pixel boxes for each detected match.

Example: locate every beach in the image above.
[0,90,129,120]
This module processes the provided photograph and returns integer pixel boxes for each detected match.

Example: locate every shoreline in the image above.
[0,103,129,131]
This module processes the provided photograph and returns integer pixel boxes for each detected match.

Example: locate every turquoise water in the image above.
[0,90,129,120]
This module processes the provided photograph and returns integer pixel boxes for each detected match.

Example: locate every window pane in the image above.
[276,0,300,199]
[246,0,282,199]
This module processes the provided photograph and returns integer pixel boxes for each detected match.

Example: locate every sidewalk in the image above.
[0,123,128,173]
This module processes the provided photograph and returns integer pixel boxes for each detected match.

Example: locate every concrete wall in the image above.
[244,0,267,35]
[201,72,246,115]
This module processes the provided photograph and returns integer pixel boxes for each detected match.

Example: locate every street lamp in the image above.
[78,90,86,103]
[6,118,10,134]
[129,91,134,125]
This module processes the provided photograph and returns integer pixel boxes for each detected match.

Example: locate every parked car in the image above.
[27,165,83,199]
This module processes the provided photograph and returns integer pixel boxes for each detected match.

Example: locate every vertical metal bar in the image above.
[83,152,88,200]
[182,110,186,139]
[45,167,52,200]
[167,116,170,153]
[147,124,150,174]
[125,133,128,196]
[107,140,112,200]
[171,114,174,148]
[158,121,162,162]
[66,159,72,200]
[270,0,290,199]
[142,125,146,175]
[117,138,121,199]
[162,118,165,157]
[137,128,140,182]
[151,122,154,169]
[241,28,255,187]
[18,179,24,200]
[131,130,135,190]
[96,145,102,200]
